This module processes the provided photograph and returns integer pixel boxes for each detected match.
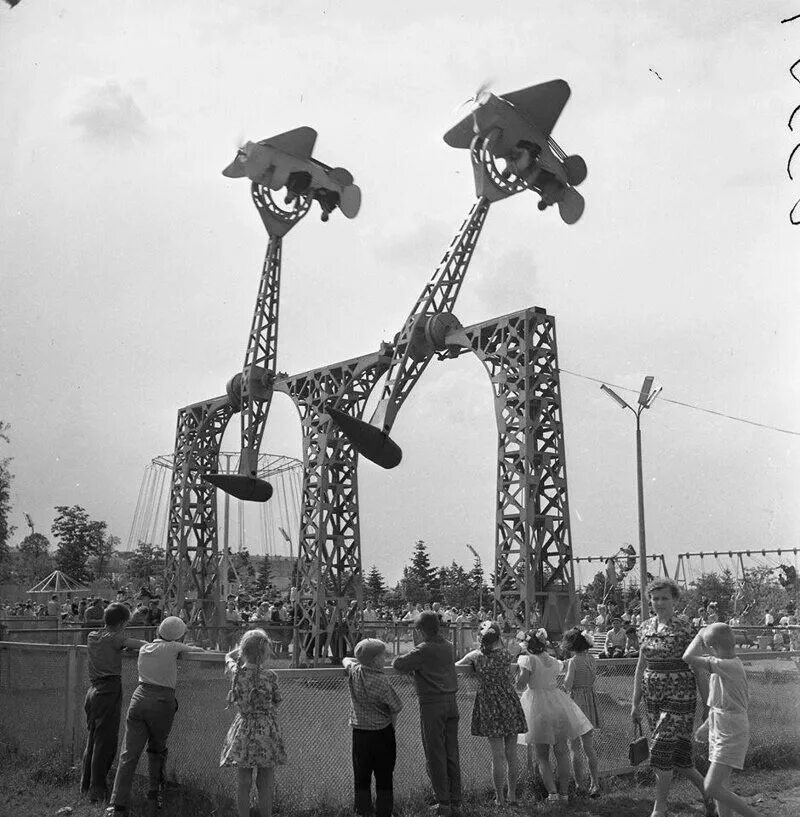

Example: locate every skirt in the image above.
[517,688,593,745]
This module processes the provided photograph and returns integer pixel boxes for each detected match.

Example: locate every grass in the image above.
[2,740,800,817]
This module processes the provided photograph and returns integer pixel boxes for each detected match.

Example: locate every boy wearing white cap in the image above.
[106,615,206,816]
[343,639,403,817]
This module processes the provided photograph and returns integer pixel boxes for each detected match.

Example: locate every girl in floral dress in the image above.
[455,621,528,805]
[221,629,287,817]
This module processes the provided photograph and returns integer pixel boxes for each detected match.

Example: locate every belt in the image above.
[645,659,689,672]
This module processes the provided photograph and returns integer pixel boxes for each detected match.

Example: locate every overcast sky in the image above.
[1,1,798,586]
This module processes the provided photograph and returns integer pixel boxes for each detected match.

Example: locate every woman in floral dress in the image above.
[221,629,287,817]
[632,578,716,817]
[456,621,528,806]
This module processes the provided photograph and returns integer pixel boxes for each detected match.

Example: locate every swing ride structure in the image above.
[673,548,800,615]
[163,80,588,661]
[128,452,302,584]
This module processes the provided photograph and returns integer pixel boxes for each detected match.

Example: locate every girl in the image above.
[221,629,287,817]
[455,621,528,806]
[561,628,601,797]
[516,628,593,803]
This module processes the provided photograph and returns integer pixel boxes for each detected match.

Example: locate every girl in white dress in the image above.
[516,628,593,803]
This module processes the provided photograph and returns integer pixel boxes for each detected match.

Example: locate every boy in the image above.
[105,616,206,816]
[603,617,627,658]
[683,622,760,817]
[343,639,403,817]
[393,611,461,817]
[81,602,149,803]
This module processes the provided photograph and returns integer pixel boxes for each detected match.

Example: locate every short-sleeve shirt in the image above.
[706,656,748,714]
[137,639,196,689]
[638,614,697,663]
[87,629,127,681]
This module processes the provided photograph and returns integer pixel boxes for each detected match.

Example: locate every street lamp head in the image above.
[637,376,654,407]
[600,383,632,411]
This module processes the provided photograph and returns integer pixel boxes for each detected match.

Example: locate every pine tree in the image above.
[468,554,486,609]
[253,555,273,596]
[365,565,387,605]
[408,539,436,589]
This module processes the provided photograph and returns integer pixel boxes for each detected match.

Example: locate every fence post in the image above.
[64,646,78,756]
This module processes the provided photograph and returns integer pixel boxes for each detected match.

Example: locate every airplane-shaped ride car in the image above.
[223,126,361,222]
[444,79,586,224]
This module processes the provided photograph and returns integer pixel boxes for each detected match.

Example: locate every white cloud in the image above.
[67,80,149,144]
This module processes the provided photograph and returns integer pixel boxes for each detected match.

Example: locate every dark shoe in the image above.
[88,787,108,804]
[704,798,719,817]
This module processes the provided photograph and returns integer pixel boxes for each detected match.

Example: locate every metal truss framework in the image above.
[163,306,576,654]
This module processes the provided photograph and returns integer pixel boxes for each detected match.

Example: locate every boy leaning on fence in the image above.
[393,611,462,817]
[80,602,149,804]
[105,615,206,817]
[683,622,761,817]
[343,639,403,817]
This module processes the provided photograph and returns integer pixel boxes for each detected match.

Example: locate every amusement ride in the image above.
[163,79,589,663]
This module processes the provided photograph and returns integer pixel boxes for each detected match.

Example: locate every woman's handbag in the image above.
[628,720,650,765]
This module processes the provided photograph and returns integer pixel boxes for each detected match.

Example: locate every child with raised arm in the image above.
[81,603,149,803]
[683,622,760,817]
[455,621,527,806]
[343,639,403,817]
[221,628,286,817]
[106,616,206,816]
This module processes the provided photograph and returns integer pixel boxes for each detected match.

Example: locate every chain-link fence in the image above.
[1,642,798,810]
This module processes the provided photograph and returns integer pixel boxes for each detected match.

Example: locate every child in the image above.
[603,617,627,658]
[105,615,206,816]
[342,639,403,817]
[561,628,601,797]
[80,602,148,803]
[221,628,286,817]
[683,623,760,817]
[516,628,593,804]
[455,621,527,806]
[393,611,461,817]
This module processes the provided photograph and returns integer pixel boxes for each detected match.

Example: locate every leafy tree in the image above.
[17,532,53,585]
[0,422,15,580]
[124,541,164,588]
[365,565,387,605]
[89,534,118,580]
[684,569,737,620]
[52,506,96,581]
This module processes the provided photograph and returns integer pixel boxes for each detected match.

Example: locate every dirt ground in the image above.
[1,747,798,817]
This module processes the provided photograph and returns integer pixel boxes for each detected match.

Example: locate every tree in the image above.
[124,541,165,589]
[406,540,437,593]
[468,553,488,609]
[0,422,15,581]
[51,505,108,582]
[89,534,118,580]
[440,561,473,608]
[252,554,273,596]
[17,532,53,585]
[365,565,387,605]
[400,566,428,605]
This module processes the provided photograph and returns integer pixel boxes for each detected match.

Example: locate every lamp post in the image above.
[600,377,662,615]
[465,543,483,611]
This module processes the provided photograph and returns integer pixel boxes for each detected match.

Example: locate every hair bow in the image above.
[535,628,548,643]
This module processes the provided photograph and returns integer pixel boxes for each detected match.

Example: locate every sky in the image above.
[1,1,798,587]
